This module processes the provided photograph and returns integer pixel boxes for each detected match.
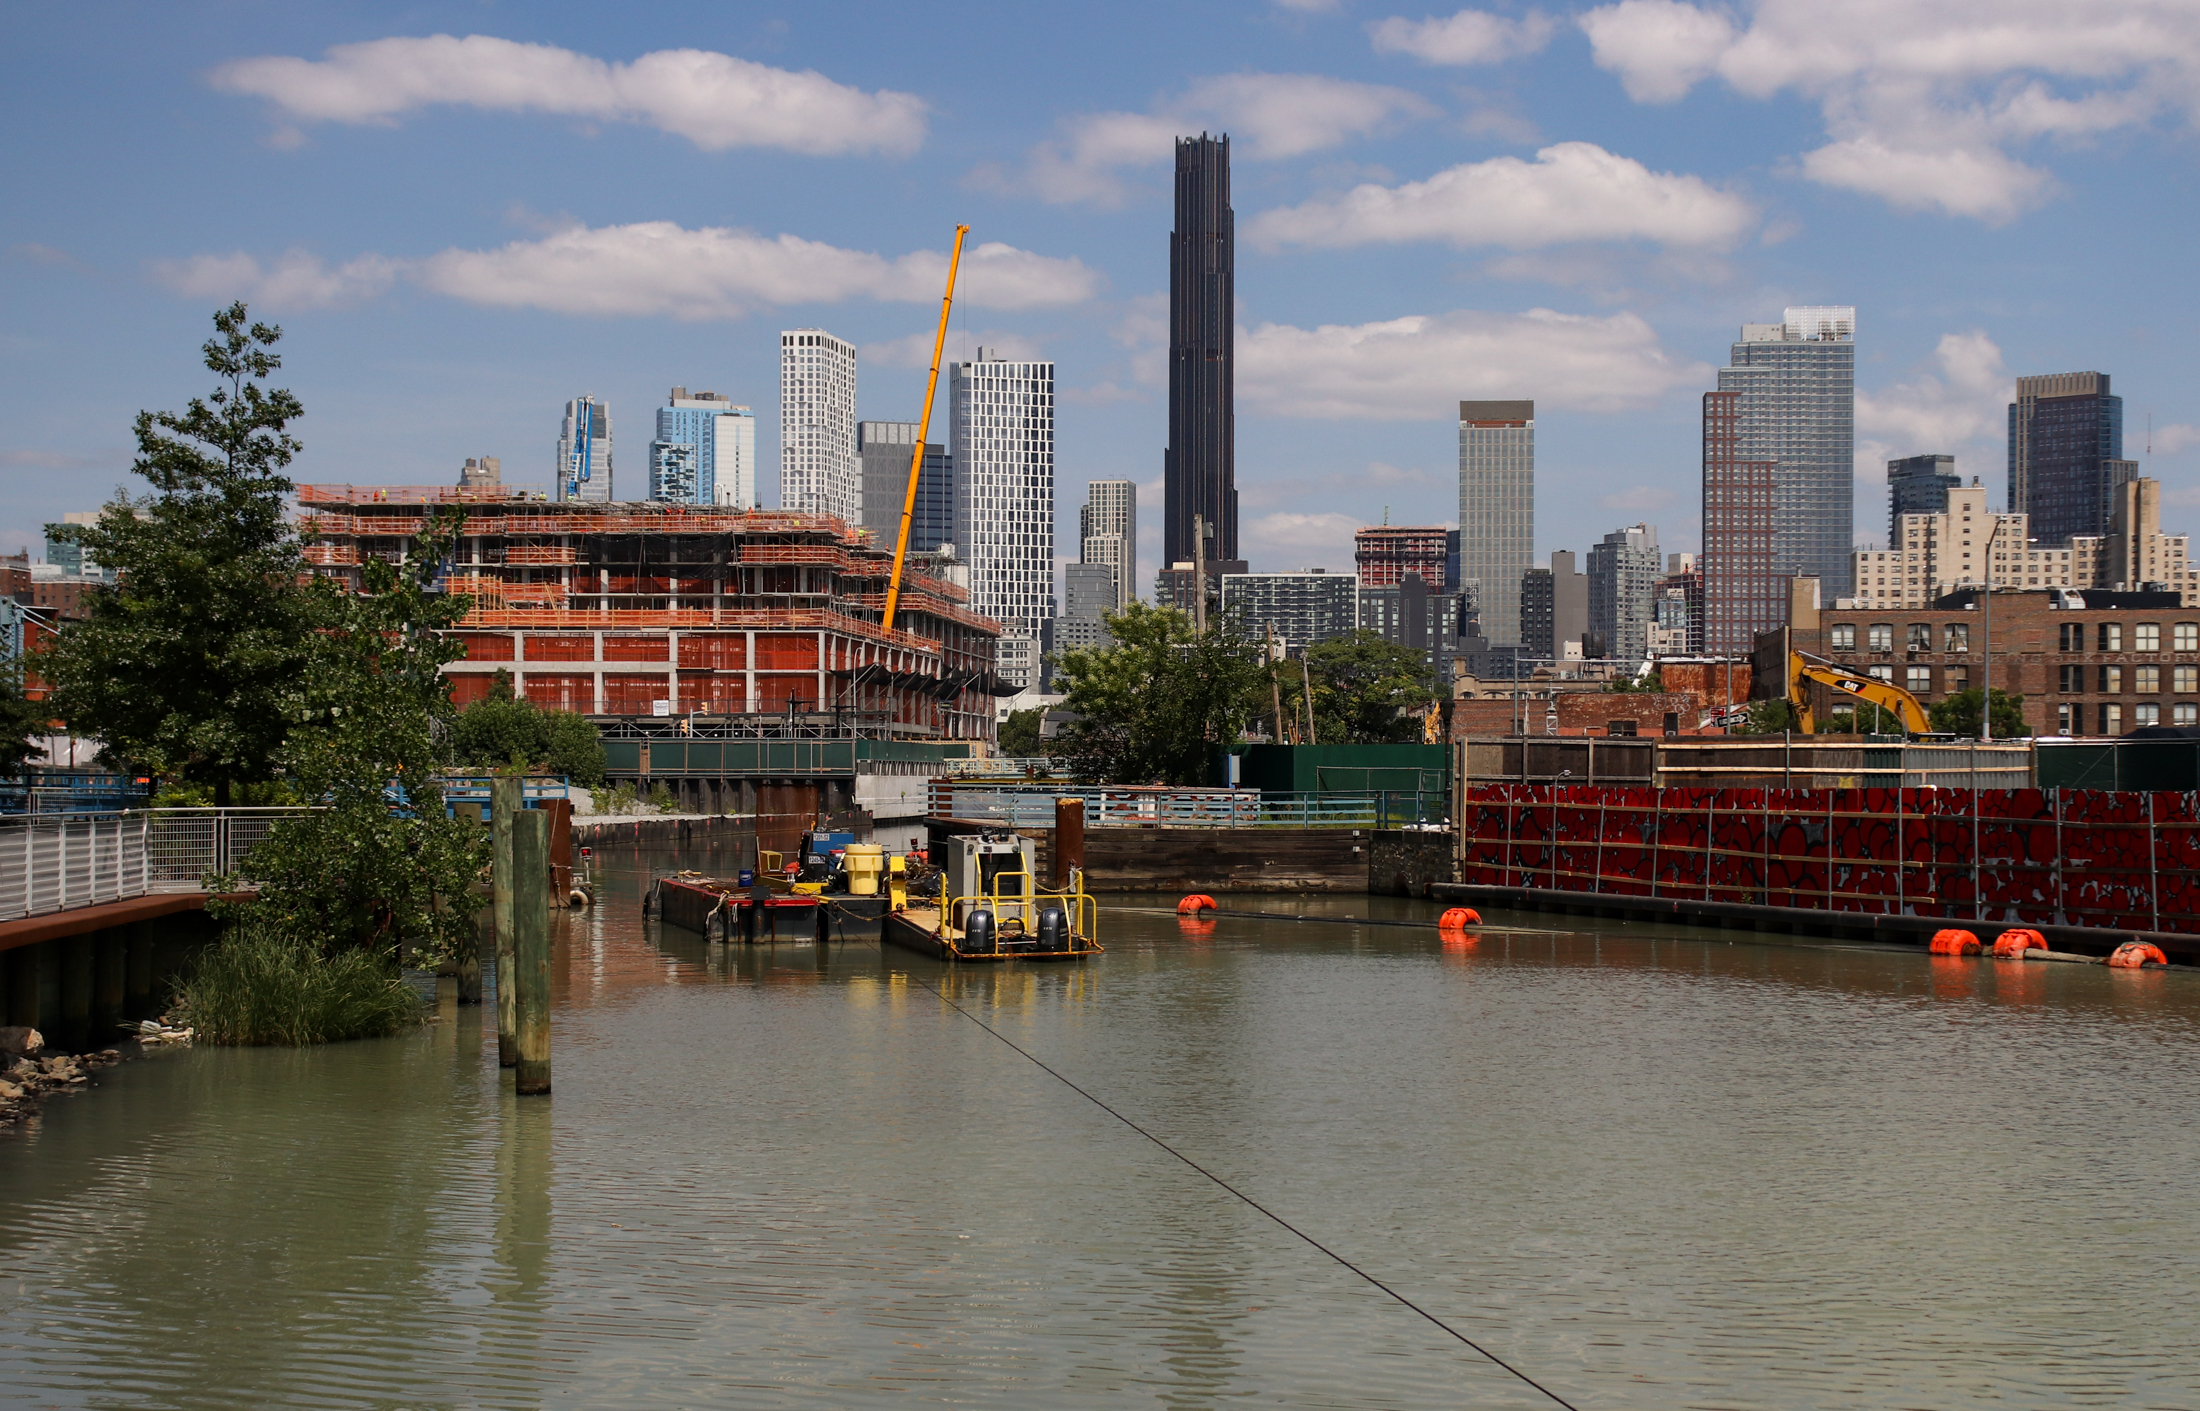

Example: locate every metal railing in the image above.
[0,808,313,924]
[928,783,1445,830]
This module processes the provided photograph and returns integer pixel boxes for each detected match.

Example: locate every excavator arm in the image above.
[1788,651,1934,735]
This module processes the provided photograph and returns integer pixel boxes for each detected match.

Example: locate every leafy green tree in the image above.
[0,663,51,775]
[1927,687,2031,739]
[41,303,308,803]
[1277,631,1440,745]
[1607,671,1665,694]
[1051,602,1265,783]
[1735,698,1800,734]
[449,670,606,786]
[997,707,1044,758]
[231,510,487,961]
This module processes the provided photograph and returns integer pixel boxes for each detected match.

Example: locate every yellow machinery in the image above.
[1786,651,1936,735]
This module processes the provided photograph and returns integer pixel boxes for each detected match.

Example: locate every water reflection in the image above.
[0,849,2193,1409]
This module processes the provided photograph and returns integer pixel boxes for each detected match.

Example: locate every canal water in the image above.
[3,844,2196,1409]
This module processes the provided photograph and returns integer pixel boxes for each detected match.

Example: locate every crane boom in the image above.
[881,225,970,635]
[1787,650,1934,735]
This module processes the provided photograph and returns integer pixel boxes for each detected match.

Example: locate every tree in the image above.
[1051,602,1265,783]
[1277,631,1438,744]
[997,707,1044,758]
[232,509,487,961]
[1608,670,1665,694]
[1927,687,2031,739]
[449,670,607,786]
[41,303,308,804]
[1735,698,1799,734]
[0,664,50,775]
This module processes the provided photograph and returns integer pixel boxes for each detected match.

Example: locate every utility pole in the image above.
[1267,622,1285,744]
[1301,654,1318,745]
[1981,526,1994,743]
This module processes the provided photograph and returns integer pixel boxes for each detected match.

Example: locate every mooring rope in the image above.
[900,968,1587,1411]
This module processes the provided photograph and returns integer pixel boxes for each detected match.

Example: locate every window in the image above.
[2100,665,2123,693]
[2137,665,2161,693]
[2099,622,2123,651]
[2059,664,2085,693]
[2057,703,2077,734]
[1868,664,1894,683]
[1943,623,1969,652]
[2176,622,2198,652]
[2059,622,2085,651]
[1946,666,1969,695]
[1868,624,1894,652]
[1829,623,1855,650]
[1907,623,1933,651]
[2177,665,2198,693]
[2101,703,2123,734]
[2135,623,2161,651]
[2178,704,2198,726]
[1903,665,1930,695]
[2135,703,2161,727]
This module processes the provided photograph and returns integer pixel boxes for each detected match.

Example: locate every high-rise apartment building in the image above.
[857,422,952,552]
[457,457,501,489]
[1165,134,1240,574]
[1358,573,1471,683]
[780,329,857,521]
[1518,550,1587,661]
[1354,525,1451,589]
[1079,479,1137,610]
[1703,307,1855,644]
[1221,570,1358,653]
[2009,371,2131,545]
[1588,523,1662,667]
[1057,562,1120,654]
[1887,454,1960,544]
[1458,400,1534,646]
[950,348,1056,637]
[649,388,756,507]
[1649,552,1702,657]
[557,396,612,502]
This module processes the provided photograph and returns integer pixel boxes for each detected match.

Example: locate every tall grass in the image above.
[172,921,425,1046]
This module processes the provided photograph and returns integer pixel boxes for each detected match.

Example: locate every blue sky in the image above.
[6,1,2199,587]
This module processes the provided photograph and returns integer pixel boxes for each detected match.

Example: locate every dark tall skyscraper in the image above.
[1886,453,1960,543]
[2009,371,2132,545]
[1165,134,1239,571]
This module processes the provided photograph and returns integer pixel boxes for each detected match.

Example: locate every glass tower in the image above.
[1457,399,1534,647]
[556,396,612,503]
[779,329,857,521]
[2008,371,2125,545]
[649,388,755,506]
[1165,134,1238,570]
[1717,306,1855,597]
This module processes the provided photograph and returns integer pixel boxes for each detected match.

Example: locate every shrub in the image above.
[171,920,424,1046]
[647,782,677,813]
[598,782,638,815]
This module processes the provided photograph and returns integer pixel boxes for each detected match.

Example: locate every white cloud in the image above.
[2155,423,2200,455]
[1243,512,1365,573]
[155,225,1097,319]
[992,74,1435,206]
[1238,307,1710,420]
[152,249,400,310]
[1598,485,1679,513]
[210,34,926,156]
[860,329,1047,369]
[1852,331,2008,507]
[1578,0,2200,221]
[1368,9,1557,66]
[1249,141,1755,250]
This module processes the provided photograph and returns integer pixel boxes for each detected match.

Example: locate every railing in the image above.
[928,783,1446,830]
[0,808,313,924]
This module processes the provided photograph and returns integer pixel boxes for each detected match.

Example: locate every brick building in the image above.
[1798,586,2198,736]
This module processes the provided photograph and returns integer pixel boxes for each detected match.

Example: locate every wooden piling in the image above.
[512,806,551,1096]
[1055,797,1086,889]
[492,776,519,1067]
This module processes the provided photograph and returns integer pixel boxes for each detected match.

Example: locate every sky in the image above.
[6,1,2200,593]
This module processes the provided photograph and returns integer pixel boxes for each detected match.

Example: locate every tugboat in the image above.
[883,832,1100,962]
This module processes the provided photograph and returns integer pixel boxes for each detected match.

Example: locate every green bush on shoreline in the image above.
[171,921,424,1046]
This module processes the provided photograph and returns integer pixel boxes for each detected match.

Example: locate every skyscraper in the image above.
[1588,522,1661,666]
[858,422,952,552]
[1701,306,1854,652]
[556,395,612,502]
[1457,400,1535,646]
[2009,371,2130,545]
[1165,134,1239,573]
[1354,525,1451,589]
[950,348,1055,637]
[779,329,857,520]
[649,388,756,506]
[1079,479,1136,609]
[1887,453,1960,544]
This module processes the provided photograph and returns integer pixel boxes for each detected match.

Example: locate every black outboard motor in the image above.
[1036,906,1068,951]
[964,908,996,955]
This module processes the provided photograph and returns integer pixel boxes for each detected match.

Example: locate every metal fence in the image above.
[0,808,312,924]
[927,783,1444,830]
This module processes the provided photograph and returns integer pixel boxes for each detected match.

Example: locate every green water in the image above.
[3,845,2196,1408]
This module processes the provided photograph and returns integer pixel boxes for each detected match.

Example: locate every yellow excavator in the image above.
[1785,650,1938,736]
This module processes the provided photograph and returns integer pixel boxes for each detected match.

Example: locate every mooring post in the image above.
[492,776,520,1067]
[512,805,552,1096]
[1054,796,1085,890]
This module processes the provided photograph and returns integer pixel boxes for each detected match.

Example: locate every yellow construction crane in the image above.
[881,224,969,634]
[1786,650,1936,735]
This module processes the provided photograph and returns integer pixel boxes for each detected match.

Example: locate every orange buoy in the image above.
[2107,941,2169,969]
[1929,929,1981,956]
[1993,928,2046,958]
[1438,907,1480,930]
[1176,894,1217,915]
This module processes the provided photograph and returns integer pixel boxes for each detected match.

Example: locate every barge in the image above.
[648,873,829,944]
[883,833,1101,963]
